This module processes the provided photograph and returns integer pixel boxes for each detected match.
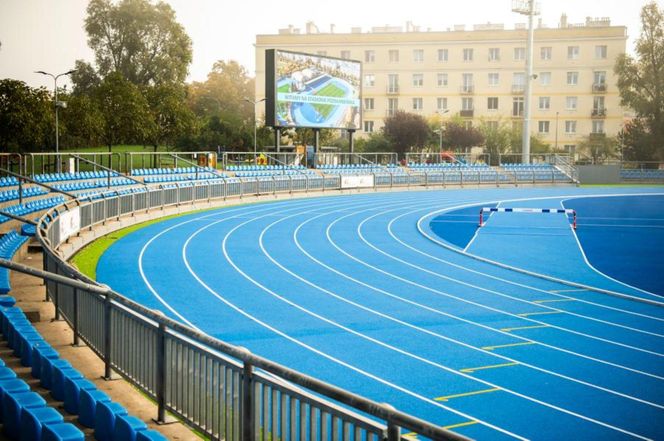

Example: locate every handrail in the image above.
[0,167,78,200]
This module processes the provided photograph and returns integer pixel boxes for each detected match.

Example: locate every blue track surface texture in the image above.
[97,187,664,440]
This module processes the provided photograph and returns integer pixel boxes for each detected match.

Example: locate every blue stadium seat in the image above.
[19,405,65,441]
[51,367,83,401]
[2,390,47,438]
[41,422,85,441]
[63,377,97,415]
[113,414,148,441]
[94,401,128,441]
[78,389,110,428]
[136,430,169,441]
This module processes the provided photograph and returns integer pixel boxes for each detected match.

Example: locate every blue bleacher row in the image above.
[227,164,306,172]
[34,171,120,183]
[130,166,215,176]
[0,297,167,441]
[318,163,400,170]
[234,169,318,178]
[0,232,29,295]
[143,173,226,184]
[52,179,134,193]
[0,198,66,225]
[621,169,664,180]
[408,163,490,169]
[0,188,49,203]
[0,178,19,188]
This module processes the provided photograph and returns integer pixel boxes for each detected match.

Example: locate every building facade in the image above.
[255,17,627,154]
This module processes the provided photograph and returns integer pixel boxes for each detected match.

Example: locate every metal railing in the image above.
[24,175,487,441]
[25,152,122,177]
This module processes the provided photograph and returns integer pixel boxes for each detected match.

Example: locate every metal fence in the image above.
[32,177,474,441]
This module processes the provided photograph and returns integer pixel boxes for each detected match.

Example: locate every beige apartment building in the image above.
[255,16,627,154]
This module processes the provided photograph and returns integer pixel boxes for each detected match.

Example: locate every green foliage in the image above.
[59,93,104,148]
[354,133,391,153]
[70,60,101,96]
[85,0,192,86]
[509,126,551,155]
[95,73,154,149]
[0,79,53,152]
[578,134,618,164]
[478,120,510,165]
[382,110,431,158]
[144,83,196,149]
[614,2,664,161]
[443,122,484,153]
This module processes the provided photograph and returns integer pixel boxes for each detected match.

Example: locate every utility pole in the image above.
[512,0,539,164]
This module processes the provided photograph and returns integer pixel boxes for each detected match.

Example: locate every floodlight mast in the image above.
[512,0,540,164]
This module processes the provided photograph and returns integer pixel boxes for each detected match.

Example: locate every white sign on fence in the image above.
[340,175,375,189]
[59,206,81,242]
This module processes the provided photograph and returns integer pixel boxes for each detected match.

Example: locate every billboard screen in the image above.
[265,49,361,130]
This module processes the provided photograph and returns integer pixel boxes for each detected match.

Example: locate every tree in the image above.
[478,120,511,165]
[354,133,391,153]
[382,110,431,159]
[614,2,664,161]
[59,93,104,149]
[70,60,101,96]
[578,134,618,164]
[94,73,153,150]
[0,79,53,152]
[144,83,196,151]
[618,119,661,162]
[85,0,192,86]
[188,60,255,120]
[443,122,484,154]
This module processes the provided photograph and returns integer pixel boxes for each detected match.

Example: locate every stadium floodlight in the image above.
[437,109,450,152]
[244,98,266,154]
[35,69,77,173]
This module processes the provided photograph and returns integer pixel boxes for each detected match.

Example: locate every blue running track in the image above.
[97,187,664,440]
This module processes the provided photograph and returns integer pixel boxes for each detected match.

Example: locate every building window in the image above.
[387,74,399,93]
[539,97,550,110]
[413,49,424,63]
[488,72,499,86]
[412,97,423,111]
[437,97,448,111]
[595,45,607,59]
[412,73,424,87]
[364,50,375,63]
[593,96,605,112]
[512,72,525,93]
[364,98,374,111]
[567,46,579,59]
[538,121,550,133]
[567,72,579,85]
[564,144,576,154]
[513,97,524,117]
[364,74,375,87]
[463,48,473,61]
[540,72,551,86]
[438,49,448,62]
[592,120,605,134]
[593,71,607,85]
[437,73,448,87]
[387,98,398,116]
[462,73,474,92]
[514,47,526,61]
[487,97,499,110]
[565,120,577,134]
[363,121,374,133]
[489,48,500,61]
[540,47,552,60]
[462,97,474,111]
[388,49,399,63]
[566,96,578,110]
[340,50,351,59]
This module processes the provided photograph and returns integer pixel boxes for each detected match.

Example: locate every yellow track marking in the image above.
[460,362,518,373]
[517,310,563,317]
[435,387,500,401]
[403,432,418,440]
[443,421,479,430]
[501,324,549,332]
[482,341,535,351]
[534,298,577,304]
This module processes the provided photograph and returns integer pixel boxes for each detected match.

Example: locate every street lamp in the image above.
[555,111,559,151]
[436,109,450,153]
[36,69,77,172]
[244,97,266,154]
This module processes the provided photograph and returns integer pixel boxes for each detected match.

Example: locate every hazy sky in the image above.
[0,0,656,90]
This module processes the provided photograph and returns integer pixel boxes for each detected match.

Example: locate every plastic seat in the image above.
[113,414,148,441]
[63,378,97,415]
[94,401,128,441]
[41,359,71,390]
[20,405,65,441]
[78,389,110,428]
[0,378,29,420]
[41,422,85,441]
[2,391,47,438]
[51,367,83,401]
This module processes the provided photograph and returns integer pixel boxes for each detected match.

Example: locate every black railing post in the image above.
[155,320,167,423]
[103,292,113,380]
[72,287,79,346]
[53,277,61,321]
[240,347,254,441]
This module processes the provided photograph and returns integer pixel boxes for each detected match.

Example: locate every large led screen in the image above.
[265,49,361,130]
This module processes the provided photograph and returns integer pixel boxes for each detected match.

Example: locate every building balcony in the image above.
[386,85,400,94]
[591,108,607,118]
[459,85,475,94]
[511,112,524,118]
[592,83,607,93]
[460,109,474,118]
[589,132,606,140]
[511,84,525,94]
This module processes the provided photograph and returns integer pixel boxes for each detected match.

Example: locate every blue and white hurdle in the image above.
[479,207,577,229]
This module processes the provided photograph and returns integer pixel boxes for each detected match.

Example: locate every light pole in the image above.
[437,109,450,153]
[555,111,559,151]
[36,69,76,172]
[244,97,266,154]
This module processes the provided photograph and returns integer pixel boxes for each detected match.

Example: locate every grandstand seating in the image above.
[318,164,406,175]
[130,166,215,176]
[0,231,29,294]
[142,172,226,184]
[501,163,572,182]
[0,178,19,188]
[52,178,135,193]
[0,197,66,225]
[621,169,664,180]
[0,188,49,203]
[33,171,120,183]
